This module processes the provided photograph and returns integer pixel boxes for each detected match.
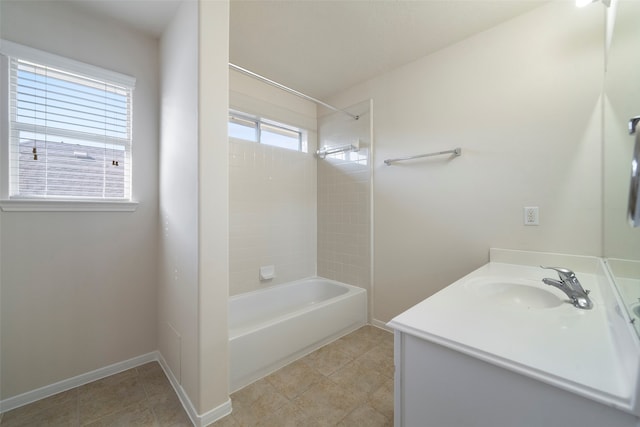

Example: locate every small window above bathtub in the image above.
[228,110,308,152]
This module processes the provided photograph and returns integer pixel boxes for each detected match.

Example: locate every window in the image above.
[228,110,307,152]
[2,41,135,202]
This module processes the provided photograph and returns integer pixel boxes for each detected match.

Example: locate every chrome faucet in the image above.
[541,266,593,310]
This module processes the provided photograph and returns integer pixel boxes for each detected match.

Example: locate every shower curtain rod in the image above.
[229,63,359,121]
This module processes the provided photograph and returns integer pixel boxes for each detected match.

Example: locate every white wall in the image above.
[229,70,317,295]
[159,0,200,408]
[0,1,159,398]
[328,2,605,322]
[198,0,230,414]
[159,0,230,417]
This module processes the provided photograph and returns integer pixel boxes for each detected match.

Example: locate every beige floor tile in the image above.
[369,377,394,421]
[256,401,321,427]
[231,378,276,407]
[145,383,177,407]
[337,403,392,427]
[136,362,164,379]
[373,336,394,359]
[151,395,192,427]
[266,360,323,400]
[0,396,79,427]
[322,338,374,360]
[376,335,394,353]
[357,343,395,379]
[80,369,138,393]
[293,377,366,426]
[328,358,387,396]
[140,369,176,406]
[82,401,157,427]
[1,388,79,427]
[350,325,392,343]
[231,381,289,427]
[0,326,395,427]
[5,389,78,417]
[300,345,354,377]
[209,414,240,427]
[327,329,381,358]
[78,370,147,425]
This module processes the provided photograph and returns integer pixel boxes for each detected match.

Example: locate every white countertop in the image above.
[388,253,640,413]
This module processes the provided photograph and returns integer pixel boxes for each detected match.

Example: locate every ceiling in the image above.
[230,0,546,99]
[69,0,181,38]
[74,0,547,100]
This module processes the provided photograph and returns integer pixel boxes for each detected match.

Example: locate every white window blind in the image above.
[8,56,133,200]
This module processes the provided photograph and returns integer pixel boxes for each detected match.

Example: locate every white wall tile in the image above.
[317,101,372,298]
[229,140,317,295]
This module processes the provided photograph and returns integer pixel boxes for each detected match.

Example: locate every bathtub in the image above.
[229,277,367,392]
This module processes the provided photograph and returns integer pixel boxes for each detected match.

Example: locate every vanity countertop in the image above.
[388,250,640,414]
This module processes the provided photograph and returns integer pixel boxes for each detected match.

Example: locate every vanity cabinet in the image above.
[394,331,638,427]
[388,249,640,427]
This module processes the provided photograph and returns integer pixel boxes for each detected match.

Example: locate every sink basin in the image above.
[466,278,565,309]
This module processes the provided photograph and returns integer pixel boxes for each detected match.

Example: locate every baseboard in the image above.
[0,351,158,413]
[157,353,232,427]
[371,318,393,332]
[1,351,233,427]
[199,399,233,427]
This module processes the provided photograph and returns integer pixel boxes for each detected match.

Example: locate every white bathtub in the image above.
[229,277,367,392]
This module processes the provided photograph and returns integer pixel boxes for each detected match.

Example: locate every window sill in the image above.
[0,199,139,212]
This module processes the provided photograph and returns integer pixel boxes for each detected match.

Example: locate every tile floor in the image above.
[0,362,192,427]
[0,325,393,427]
[213,325,394,427]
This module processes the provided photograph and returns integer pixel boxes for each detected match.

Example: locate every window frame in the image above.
[228,110,308,153]
[0,40,137,212]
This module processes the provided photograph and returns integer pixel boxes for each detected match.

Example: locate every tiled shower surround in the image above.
[229,139,317,295]
[317,157,371,289]
[229,100,372,298]
[317,102,372,292]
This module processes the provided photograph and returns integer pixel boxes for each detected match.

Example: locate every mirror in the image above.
[604,0,640,333]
